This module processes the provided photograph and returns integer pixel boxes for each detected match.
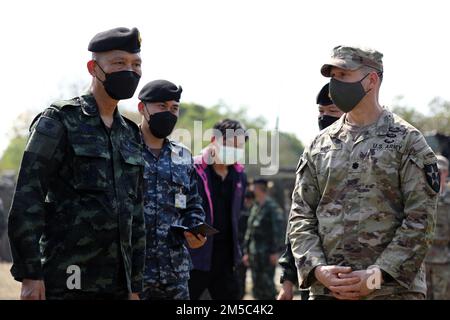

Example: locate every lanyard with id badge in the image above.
[175,187,187,209]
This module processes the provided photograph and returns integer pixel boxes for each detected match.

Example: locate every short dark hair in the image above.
[253,178,269,193]
[213,118,248,141]
[245,190,255,199]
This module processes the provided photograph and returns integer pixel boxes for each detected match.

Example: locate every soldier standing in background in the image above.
[137,80,206,300]
[237,190,255,299]
[8,27,146,300]
[289,46,439,300]
[425,155,450,299]
[243,179,285,300]
[278,83,344,300]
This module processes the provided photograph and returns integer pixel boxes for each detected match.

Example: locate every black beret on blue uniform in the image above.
[316,83,333,106]
[88,27,141,53]
[138,80,183,103]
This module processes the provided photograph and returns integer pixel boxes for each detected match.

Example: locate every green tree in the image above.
[0,111,34,173]
[391,95,450,135]
[1,100,304,174]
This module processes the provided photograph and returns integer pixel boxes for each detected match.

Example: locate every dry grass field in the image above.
[0,263,20,300]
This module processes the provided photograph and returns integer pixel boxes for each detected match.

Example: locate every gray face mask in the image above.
[329,73,370,113]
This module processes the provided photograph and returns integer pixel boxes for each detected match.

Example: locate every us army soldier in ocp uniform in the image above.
[288,46,439,300]
[424,155,450,299]
[8,27,146,300]
[137,80,206,300]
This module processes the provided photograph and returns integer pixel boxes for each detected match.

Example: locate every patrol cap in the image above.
[437,155,449,171]
[138,80,182,103]
[316,83,333,106]
[88,27,141,53]
[321,45,383,77]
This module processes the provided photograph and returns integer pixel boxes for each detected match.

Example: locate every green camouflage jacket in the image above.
[244,197,285,257]
[8,94,146,294]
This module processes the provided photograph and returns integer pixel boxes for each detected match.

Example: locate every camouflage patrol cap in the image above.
[437,155,449,171]
[88,27,141,53]
[321,45,383,77]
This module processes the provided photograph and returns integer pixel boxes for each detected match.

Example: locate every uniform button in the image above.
[352,162,359,169]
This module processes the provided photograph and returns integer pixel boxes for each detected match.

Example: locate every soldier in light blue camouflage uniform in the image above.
[137,80,206,300]
[289,46,439,300]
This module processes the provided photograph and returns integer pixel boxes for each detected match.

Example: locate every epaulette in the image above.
[49,97,81,110]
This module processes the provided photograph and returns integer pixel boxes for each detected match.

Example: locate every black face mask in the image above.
[96,63,141,100]
[147,110,178,139]
[329,73,370,113]
[318,114,340,130]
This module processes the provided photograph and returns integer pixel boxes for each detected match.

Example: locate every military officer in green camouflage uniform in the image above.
[243,179,285,300]
[288,46,440,300]
[8,27,146,300]
[425,155,450,299]
[137,80,206,300]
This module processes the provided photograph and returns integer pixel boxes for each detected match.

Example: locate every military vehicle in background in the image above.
[425,132,450,159]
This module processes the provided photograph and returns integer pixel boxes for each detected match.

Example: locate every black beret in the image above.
[138,80,183,103]
[316,83,333,106]
[88,27,141,53]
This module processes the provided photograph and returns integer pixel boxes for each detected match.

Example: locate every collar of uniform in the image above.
[168,139,184,155]
[79,94,99,116]
[80,94,127,128]
[328,115,346,138]
[138,128,170,151]
[113,107,128,129]
[374,107,394,136]
[328,107,393,138]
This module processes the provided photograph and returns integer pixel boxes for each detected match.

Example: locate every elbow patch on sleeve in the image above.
[25,116,64,160]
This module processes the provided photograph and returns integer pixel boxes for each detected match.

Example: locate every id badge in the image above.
[175,192,187,209]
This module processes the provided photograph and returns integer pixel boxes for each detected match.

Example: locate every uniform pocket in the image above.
[119,140,144,201]
[171,163,191,189]
[169,245,192,274]
[72,143,110,191]
[311,145,343,175]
